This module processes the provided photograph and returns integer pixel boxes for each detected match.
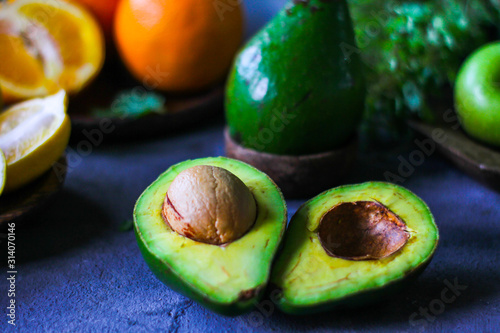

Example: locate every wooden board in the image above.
[408,120,500,190]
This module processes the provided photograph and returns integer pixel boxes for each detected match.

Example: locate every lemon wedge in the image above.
[0,90,71,192]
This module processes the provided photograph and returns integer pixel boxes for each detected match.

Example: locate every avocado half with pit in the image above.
[134,157,287,316]
[270,182,439,314]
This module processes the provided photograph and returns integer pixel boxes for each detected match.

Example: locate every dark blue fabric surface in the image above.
[1,1,500,332]
[2,121,499,332]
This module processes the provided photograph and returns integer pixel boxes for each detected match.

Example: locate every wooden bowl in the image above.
[70,86,224,142]
[67,56,225,142]
[224,128,358,198]
[0,156,67,229]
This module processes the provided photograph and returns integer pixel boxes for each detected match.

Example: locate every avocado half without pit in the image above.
[133,157,287,316]
[270,182,439,314]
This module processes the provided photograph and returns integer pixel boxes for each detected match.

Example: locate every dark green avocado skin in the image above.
[135,227,260,316]
[272,256,435,315]
[226,0,365,155]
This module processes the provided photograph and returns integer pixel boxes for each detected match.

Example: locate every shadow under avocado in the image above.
[1,189,110,265]
[254,262,498,332]
[238,209,500,330]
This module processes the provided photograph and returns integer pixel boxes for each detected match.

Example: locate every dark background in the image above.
[1,1,499,332]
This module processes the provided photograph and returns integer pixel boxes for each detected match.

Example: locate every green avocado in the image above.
[226,0,365,155]
[270,182,438,314]
[133,157,287,316]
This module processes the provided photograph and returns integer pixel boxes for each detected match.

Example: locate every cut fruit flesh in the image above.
[0,90,70,192]
[0,0,104,103]
[0,150,5,195]
[0,34,48,87]
[134,157,287,316]
[271,182,439,314]
[0,30,58,97]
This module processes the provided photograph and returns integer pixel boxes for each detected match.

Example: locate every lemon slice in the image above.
[0,150,6,195]
[0,90,71,192]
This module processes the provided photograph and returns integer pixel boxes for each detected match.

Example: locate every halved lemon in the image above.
[0,90,71,192]
[0,150,6,195]
[0,0,104,104]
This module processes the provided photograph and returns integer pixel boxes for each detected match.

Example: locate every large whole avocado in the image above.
[226,0,365,155]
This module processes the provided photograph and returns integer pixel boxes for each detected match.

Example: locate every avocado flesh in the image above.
[134,157,287,316]
[225,0,365,155]
[270,182,439,314]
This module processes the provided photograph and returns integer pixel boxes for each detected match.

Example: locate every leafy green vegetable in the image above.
[349,0,500,142]
[92,89,167,119]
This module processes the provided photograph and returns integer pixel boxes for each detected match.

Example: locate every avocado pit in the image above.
[162,165,257,245]
[318,201,410,260]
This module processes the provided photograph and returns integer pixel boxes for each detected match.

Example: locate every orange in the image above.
[0,0,104,104]
[114,0,244,92]
[72,0,120,37]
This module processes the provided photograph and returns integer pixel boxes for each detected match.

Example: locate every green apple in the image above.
[454,41,500,147]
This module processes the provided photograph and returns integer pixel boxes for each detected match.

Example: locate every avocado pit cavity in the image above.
[162,165,257,245]
[318,201,410,260]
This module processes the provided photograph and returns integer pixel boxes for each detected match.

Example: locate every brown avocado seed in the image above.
[162,165,257,245]
[318,201,410,261]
